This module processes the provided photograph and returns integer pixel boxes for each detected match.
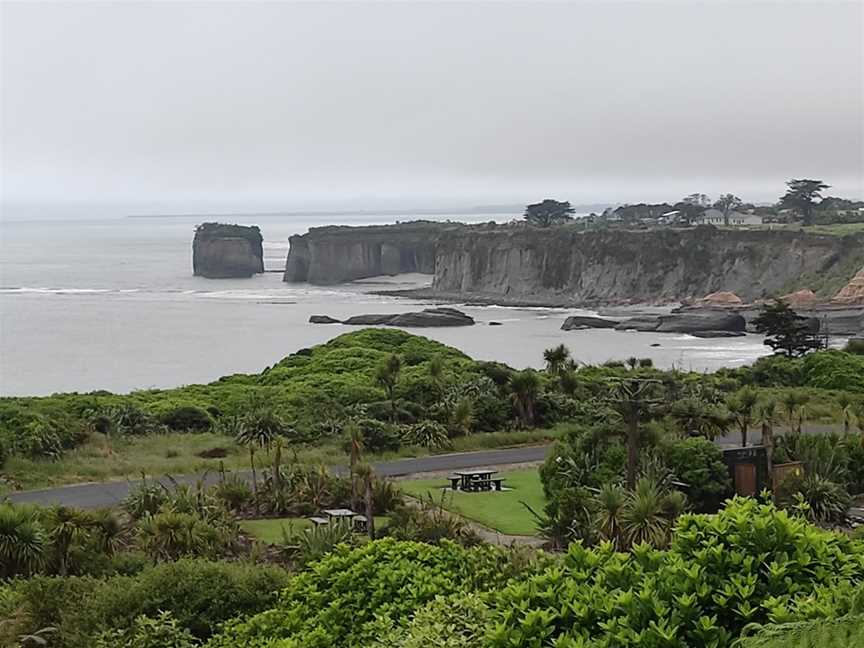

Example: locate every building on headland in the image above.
[693,209,763,227]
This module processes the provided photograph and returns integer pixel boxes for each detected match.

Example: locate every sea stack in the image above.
[193,223,264,278]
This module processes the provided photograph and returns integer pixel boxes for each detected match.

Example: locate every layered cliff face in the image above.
[193,223,264,278]
[283,222,864,304]
[430,226,864,304]
[284,221,460,284]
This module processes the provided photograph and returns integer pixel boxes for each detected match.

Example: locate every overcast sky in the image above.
[1,1,862,213]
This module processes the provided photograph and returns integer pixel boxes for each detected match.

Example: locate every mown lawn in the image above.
[240,516,390,544]
[400,468,546,536]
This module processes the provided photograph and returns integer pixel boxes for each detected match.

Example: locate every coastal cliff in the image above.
[283,221,461,284]
[429,226,864,304]
[283,222,864,305]
[193,223,264,278]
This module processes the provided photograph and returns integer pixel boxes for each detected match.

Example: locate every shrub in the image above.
[402,421,451,449]
[159,405,213,432]
[209,539,526,648]
[354,417,402,453]
[661,436,732,512]
[10,559,290,645]
[0,504,48,577]
[123,481,169,520]
[845,339,864,355]
[488,498,864,647]
[95,610,198,648]
[212,474,253,511]
[778,472,852,525]
[369,593,491,648]
[282,519,355,566]
[385,495,482,546]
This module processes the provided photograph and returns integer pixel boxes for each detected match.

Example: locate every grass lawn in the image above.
[400,468,546,536]
[240,516,390,544]
[4,425,566,492]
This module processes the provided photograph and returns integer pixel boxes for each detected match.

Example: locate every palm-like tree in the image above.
[620,479,683,550]
[594,483,626,550]
[376,354,402,422]
[755,399,778,477]
[345,422,365,511]
[509,370,541,428]
[449,397,474,437]
[0,505,47,578]
[727,388,759,447]
[543,344,570,375]
[48,506,94,576]
[353,462,376,540]
[609,379,663,489]
[782,391,809,435]
[837,394,854,435]
[668,397,730,440]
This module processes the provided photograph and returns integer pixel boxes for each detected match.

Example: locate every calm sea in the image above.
[0,212,772,396]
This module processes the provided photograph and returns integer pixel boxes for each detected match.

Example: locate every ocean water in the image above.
[0,212,772,396]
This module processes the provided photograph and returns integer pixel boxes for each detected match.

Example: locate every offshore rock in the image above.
[616,311,746,334]
[193,223,264,278]
[561,315,620,330]
[309,315,341,324]
[337,307,475,328]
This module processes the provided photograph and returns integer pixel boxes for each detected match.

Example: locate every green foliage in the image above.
[777,473,852,525]
[208,538,532,648]
[523,199,575,227]
[488,498,864,647]
[802,351,864,392]
[752,301,822,358]
[0,504,48,577]
[385,494,482,546]
[739,614,864,648]
[95,610,199,648]
[282,519,355,566]
[8,559,289,646]
[368,593,491,648]
[661,437,732,512]
[158,405,214,432]
[402,420,451,449]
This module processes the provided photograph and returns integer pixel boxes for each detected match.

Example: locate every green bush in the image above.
[208,539,531,648]
[488,498,864,647]
[803,352,864,392]
[159,405,213,432]
[9,559,290,646]
[661,437,732,512]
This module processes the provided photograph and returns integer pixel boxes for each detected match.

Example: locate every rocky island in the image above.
[309,307,474,328]
[284,221,462,284]
[193,222,264,278]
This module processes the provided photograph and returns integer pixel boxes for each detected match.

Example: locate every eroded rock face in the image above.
[833,267,864,305]
[284,221,460,284]
[193,223,264,278]
[311,308,475,328]
[430,226,864,304]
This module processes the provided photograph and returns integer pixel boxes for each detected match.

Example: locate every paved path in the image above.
[6,445,551,509]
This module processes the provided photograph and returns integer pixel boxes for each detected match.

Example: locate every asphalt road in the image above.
[6,445,552,509]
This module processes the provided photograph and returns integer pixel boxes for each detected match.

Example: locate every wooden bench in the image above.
[308,516,329,526]
[491,478,504,491]
[448,476,461,491]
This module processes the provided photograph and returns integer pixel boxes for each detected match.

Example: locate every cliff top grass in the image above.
[194,222,263,242]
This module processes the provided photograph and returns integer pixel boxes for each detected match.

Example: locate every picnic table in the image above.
[317,508,368,531]
[449,470,504,492]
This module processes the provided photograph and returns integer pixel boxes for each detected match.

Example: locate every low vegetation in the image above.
[3,329,864,647]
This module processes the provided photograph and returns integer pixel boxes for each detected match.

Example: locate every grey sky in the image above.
[1,1,862,212]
